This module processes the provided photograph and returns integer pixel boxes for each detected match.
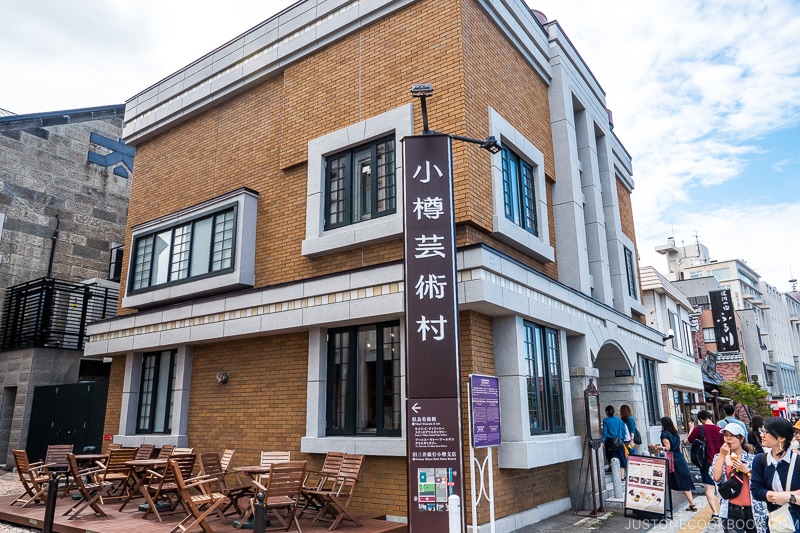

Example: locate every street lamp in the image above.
[410,83,501,153]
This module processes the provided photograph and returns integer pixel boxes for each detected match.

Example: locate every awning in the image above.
[701,365,724,386]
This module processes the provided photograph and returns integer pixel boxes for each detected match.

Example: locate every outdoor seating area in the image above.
[1,446,406,533]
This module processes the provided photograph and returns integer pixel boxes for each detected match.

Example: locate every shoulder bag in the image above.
[718,469,743,499]
[605,436,623,452]
[768,451,798,533]
[690,425,707,469]
[633,428,642,445]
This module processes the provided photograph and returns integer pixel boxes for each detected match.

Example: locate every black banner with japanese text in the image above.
[710,289,739,352]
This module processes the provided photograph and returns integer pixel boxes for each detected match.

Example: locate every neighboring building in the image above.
[660,238,800,403]
[640,266,704,432]
[0,105,132,465]
[761,281,800,396]
[84,1,666,528]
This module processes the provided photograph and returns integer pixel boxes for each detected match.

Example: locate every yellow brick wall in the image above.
[119,0,557,310]
[102,357,125,452]
[616,178,643,303]
[458,311,570,522]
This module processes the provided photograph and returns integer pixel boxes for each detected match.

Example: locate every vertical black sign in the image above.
[403,134,464,532]
[710,289,739,352]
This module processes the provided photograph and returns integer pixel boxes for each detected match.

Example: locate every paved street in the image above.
[0,472,36,532]
[0,468,724,533]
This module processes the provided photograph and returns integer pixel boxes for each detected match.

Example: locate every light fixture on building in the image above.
[216,372,229,384]
[662,328,675,342]
[411,84,502,154]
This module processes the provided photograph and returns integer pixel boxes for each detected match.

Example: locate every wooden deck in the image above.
[0,494,408,533]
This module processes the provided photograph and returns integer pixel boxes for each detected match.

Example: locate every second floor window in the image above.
[325,136,396,229]
[137,350,175,434]
[502,146,537,235]
[624,247,637,298]
[130,206,236,292]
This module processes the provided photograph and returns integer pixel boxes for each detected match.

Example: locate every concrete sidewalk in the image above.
[511,492,723,533]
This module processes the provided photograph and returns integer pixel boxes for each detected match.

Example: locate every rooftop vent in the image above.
[531,9,548,25]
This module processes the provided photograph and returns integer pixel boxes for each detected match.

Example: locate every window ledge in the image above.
[492,216,555,263]
[498,434,581,469]
[301,214,403,257]
[301,436,406,457]
[113,434,190,448]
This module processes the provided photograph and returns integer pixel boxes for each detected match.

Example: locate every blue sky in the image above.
[2,0,799,291]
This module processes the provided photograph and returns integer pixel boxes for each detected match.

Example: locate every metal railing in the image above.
[0,277,118,351]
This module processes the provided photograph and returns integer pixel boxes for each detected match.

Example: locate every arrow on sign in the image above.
[412,403,421,413]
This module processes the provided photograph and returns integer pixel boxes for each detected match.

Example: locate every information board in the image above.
[623,455,669,519]
[469,374,501,448]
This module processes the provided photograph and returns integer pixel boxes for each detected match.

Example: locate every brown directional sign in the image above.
[403,134,464,532]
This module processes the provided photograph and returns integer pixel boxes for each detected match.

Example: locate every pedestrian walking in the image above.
[620,404,639,455]
[688,410,723,520]
[657,416,698,512]
[750,416,800,533]
[603,405,629,479]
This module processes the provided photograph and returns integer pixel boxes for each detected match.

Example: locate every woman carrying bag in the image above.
[750,416,800,533]
[656,416,698,511]
[603,405,628,480]
[711,423,767,533]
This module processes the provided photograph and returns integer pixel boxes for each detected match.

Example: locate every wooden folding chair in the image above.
[135,443,156,460]
[168,458,229,533]
[157,444,176,459]
[199,452,249,516]
[10,449,52,507]
[308,453,364,530]
[44,444,74,497]
[62,453,114,519]
[298,451,345,518]
[173,447,195,455]
[220,449,236,474]
[144,453,197,522]
[106,443,122,452]
[258,451,291,485]
[250,461,307,532]
[95,447,137,501]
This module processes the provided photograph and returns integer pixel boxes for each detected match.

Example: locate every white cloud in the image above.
[530,0,800,288]
[0,0,296,114]
[639,202,800,292]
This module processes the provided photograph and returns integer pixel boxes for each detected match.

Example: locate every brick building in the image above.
[0,105,131,464]
[84,1,667,529]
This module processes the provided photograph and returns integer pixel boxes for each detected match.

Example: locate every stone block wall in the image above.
[0,107,129,294]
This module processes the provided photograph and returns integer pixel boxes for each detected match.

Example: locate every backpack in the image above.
[690,424,707,469]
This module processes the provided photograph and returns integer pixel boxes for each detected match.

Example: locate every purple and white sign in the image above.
[470,374,501,448]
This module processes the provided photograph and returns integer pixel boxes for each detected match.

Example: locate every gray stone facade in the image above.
[0,105,129,287]
[0,105,130,466]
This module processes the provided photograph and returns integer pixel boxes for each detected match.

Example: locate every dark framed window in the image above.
[624,246,637,298]
[524,321,565,434]
[641,357,660,426]
[327,321,401,436]
[325,136,396,230]
[136,350,176,434]
[502,146,537,235]
[129,205,236,293]
[669,311,680,350]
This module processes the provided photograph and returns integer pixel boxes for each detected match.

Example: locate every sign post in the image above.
[403,134,465,532]
[468,374,500,533]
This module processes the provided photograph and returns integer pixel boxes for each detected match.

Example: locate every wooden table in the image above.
[120,458,169,521]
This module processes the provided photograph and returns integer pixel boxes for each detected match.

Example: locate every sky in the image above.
[2,0,799,292]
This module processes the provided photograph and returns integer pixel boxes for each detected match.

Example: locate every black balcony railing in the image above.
[1,277,118,351]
